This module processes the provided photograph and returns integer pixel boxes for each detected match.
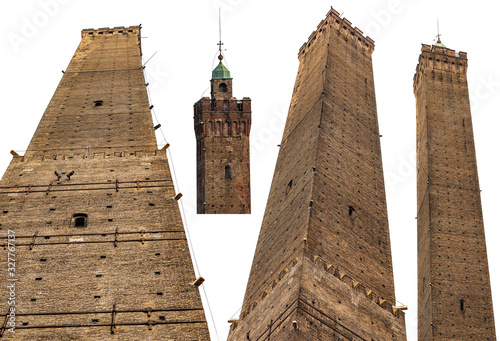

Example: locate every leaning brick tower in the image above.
[227,9,406,340]
[414,40,496,340]
[194,53,252,214]
[0,26,210,340]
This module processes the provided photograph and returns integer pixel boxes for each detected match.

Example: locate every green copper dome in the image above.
[212,61,231,79]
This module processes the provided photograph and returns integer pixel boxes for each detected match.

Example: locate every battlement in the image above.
[298,8,375,59]
[193,97,251,140]
[420,43,467,59]
[413,43,468,91]
[81,25,141,38]
[193,96,251,113]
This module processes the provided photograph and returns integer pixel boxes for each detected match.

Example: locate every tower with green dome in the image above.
[193,50,252,214]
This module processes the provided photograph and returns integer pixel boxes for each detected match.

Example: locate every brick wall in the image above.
[228,9,406,340]
[0,26,210,340]
[194,77,251,214]
[414,44,496,340]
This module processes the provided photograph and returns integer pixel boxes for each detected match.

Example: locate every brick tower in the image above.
[0,26,210,340]
[194,52,251,214]
[227,9,406,340]
[414,41,496,340]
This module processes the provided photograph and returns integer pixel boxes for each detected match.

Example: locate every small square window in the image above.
[72,213,88,228]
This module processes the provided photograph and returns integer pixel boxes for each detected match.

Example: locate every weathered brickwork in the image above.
[414,44,496,340]
[0,26,210,340]
[194,68,251,214]
[227,9,406,340]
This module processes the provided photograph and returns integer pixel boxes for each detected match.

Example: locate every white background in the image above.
[1,1,499,340]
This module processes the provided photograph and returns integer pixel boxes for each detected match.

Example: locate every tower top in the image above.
[298,8,375,59]
[81,25,141,38]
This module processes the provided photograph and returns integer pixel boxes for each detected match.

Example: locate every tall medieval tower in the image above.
[0,26,210,340]
[414,41,496,340]
[194,54,251,214]
[227,9,406,340]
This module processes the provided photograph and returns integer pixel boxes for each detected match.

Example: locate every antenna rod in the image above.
[437,18,441,43]
[218,8,222,56]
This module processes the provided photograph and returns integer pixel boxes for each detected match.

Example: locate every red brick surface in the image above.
[194,75,251,214]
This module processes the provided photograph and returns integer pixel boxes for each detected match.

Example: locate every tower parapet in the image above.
[298,8,374,60]
[194,99,251,140]
[81,25,141,38]
[414,43,468,91]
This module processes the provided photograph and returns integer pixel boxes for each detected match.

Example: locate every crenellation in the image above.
[342,18,352,26]
[81,25,141,38]
[316,18,327,30]
[414,44,469,92]
[299,9,374,60]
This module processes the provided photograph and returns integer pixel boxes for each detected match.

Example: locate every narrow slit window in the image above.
[286,180,293,195]
[72,213,88,228]
[348,206,355,216]
[225,165,231,179]
[460,299,465,311]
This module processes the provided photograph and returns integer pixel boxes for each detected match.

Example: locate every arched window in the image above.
[232,121,238,135]
[223,122,229,136]
[72,213,88,228]
[225,165,231,179]
[219,83,227,92]
[216,121,221,135]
